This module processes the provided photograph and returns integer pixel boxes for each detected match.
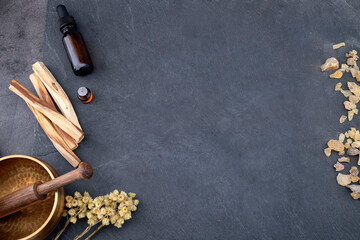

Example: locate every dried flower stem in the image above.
[85,224,105,240]
[54,215,70,240]
[74,220,101,240]
[56,207,84,240]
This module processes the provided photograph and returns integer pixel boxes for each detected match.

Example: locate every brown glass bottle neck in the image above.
[61,24,77,34]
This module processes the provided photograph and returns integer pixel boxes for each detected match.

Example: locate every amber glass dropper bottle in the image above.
[56,5,93,76]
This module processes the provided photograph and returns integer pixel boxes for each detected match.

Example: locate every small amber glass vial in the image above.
[77,87,93,103]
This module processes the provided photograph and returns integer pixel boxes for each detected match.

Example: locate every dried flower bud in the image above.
[74,191,82,199]
[68,208,76,216]
[104,199,111,206]
[87,217,97,226]
[77,200,84,207]
[128,192,136,198]
[95,201,102,208]
[124,212,132,220]
[117,218,125,225]
[88,203,95,210]
[82,196,90,203]
[110,215,119,224]
[65,195,73,203]
[114,223,122,228]
[117,195,125,202]
[102,218,110,226]
[70,216,77,224]
[107,208,116,216]
[71,199,78,207]
[113,190,119,195]
[122,206,128,213]
[78,212,86,219]
[86,212,94,219]
[133,199,139,206]
[100,207,107,215]
[110,202,117,209]
[92,208,100,214]
[120,191,127,197]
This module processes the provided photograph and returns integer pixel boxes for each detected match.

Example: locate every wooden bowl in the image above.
[0,155,65,240]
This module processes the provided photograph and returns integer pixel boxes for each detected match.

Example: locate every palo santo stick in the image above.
[9,80,84,142]
[30,73,78,150]
[27,103,81,168]
[32,61,82,130]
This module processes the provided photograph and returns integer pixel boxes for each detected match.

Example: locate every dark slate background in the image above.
[3,0,360,239]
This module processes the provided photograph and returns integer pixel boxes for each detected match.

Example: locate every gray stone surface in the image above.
[0,0,47,156]
[3,0,360,239]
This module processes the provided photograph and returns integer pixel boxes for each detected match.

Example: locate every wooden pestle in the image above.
[0,162,93,219]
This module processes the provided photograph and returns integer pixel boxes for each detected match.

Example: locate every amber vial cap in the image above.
[77,87,93,103]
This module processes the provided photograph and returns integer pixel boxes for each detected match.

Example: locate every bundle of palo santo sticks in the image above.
[9,61,83,168]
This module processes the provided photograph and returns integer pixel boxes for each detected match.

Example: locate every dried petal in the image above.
[347,128,357,139]
[355,130,360,141]
[324,147,331,157]
[349,95,360,104]
[352,141,360,148]
[327,139,345,152]
[335,82,342,91]
[339,150,345,156]
[351,176,360,183]
[341,64,349,70]
[338,156,350,163]
[354,109,359,115]
[339,133,346,143]
[339,115,347,123]
[351,192,360,199]
[348,110,354,121]
[341,90,352,97]
[350,166,359,176]
[347,184,360,192]
[333,42,346,50]
[344,101,357,110]
[350,166,360,182]
[347,147,359,156]
[334,162,344,171]
[337,173,351,186]
[348,82,360,96]
[356,71,360,82]
[347,58,356,66]
[321,57,339,71]
[351,68,357,78]
[330,70,343,79]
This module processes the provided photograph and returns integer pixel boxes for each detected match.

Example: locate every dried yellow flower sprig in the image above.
[55,190,139,240]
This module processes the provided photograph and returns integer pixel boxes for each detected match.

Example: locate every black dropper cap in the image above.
[56,5,76,30]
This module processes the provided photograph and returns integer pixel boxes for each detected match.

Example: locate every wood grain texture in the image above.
[32,61,82,130]
[37,162,93,195]
[27,103,81,168]
[9,80,84,142]
[30,73,78,150]
[0,162,92,219]
[0,182,45,219]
